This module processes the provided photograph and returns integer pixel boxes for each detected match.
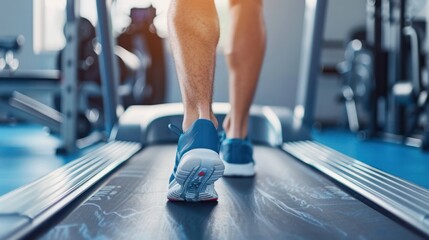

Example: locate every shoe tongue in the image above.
[168,124,183,136]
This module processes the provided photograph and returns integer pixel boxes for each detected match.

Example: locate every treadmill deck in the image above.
[37,145,422,240]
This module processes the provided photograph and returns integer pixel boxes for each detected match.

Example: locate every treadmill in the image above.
[1,0,428,239]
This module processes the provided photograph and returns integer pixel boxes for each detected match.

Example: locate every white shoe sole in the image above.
[222,161,255,177]
[167,149,225,202]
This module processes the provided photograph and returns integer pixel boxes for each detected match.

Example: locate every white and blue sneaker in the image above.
[167,119,225,202]
[220,136,255,177]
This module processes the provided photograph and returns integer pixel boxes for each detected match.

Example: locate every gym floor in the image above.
[0,123,100,196]
[0,123,428,197]
[313,129,429,189]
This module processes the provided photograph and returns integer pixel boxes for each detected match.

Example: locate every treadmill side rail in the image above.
[284,141,429,237]
[0,141,141,240]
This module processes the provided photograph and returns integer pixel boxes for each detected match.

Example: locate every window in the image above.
[33,0,98,53]
[33,0,67,53]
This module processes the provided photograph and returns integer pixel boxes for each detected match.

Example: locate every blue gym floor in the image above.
[0,124,97,196]
[313,129,429,189]
[0,124,428,197]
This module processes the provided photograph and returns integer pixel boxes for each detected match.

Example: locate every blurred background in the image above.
[0,0,405,124]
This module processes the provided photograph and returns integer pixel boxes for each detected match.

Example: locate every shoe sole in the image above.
[222,161,255,177]
[167,149,225,202]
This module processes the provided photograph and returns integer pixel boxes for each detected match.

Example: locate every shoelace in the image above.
[168,124,183,137]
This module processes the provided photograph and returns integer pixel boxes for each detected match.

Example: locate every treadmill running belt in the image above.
[36,145,422,240]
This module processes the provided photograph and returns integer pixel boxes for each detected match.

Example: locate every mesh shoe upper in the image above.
[220,137,254,165]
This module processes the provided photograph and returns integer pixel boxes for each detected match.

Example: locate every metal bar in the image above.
[294,0,328,129]
[396,0,408,135]
[95,0,120,136]
[60,0,80,153]
[284,141,429,237]
[424,3,429,150]
[8,93,62,133]
[386,0,400,135]
[369,0,382,136]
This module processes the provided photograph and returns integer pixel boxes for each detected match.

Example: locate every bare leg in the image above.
[168,0,220,131]
[223,0,266,138]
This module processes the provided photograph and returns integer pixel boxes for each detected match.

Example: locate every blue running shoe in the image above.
[220,136,255,177]
[167,119,225,202]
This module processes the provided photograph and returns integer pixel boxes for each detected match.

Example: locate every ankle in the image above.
[226,129,247,139]
[223,120,248,139]
[183,110,218,131]
[222,113,249,139]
